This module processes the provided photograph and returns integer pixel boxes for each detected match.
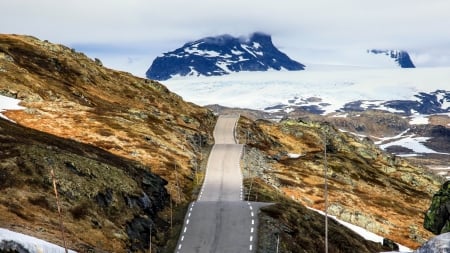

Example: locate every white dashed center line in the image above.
[247,202,256,251]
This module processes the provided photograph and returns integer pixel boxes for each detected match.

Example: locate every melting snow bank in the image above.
[307,207,412,252]
[0,94,24,121]
[0,228,77,253]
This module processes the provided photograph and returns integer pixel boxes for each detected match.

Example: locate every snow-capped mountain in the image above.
[367,49,415,68]
[146,32,305,80]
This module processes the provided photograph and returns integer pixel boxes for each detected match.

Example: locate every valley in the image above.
[0,34,448,252]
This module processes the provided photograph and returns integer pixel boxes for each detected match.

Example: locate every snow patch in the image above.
[339,129,368,140]
[216,61,231,73]
[409,114,429,125]
[184,47,221,57]
[307,208,412,252]
[287,153,303,159]
[380,135,447,154]
[435,91,450,110]
[374,129,411,145]
[241,45,257,58]
[332,113,348,118]
[0,94,24,122]
[254,51,264,56]
[0,228,77,253]
[284,107,295,113]
[231,49,243,55]
[252,42,261,49]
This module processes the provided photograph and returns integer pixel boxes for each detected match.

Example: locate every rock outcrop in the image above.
[424,181,450,235]
[414,232,450,253]
[368,49,416,68]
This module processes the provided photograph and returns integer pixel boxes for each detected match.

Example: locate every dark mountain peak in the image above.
[146,33,305,80]
[247,32,272,45]
[368,49,416,68]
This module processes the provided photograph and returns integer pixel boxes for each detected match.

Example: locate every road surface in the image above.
[175,115,263,253]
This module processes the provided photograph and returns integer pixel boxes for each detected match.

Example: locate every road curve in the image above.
[175,115,261,253]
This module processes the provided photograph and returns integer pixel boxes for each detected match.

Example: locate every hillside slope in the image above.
[0,117,168,251]
[0,34,216,195]
[237,117,442,249]
[0,34,216,251]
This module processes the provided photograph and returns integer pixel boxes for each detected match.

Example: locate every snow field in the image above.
[164,67,450,115]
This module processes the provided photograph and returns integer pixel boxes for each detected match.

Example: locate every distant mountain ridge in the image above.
[146,32,305,80]
[367,49,415,68]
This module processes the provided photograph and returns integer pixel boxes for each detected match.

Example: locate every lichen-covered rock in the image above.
[383,238,399,251]
[0,240,30,253]
[424,181,450,235]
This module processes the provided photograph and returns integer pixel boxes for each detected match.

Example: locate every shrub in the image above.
[28,195,52,210]
[70,201,91,220]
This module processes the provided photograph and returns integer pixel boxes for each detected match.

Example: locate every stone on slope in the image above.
[414,232,450,253]
[424,181,450,235]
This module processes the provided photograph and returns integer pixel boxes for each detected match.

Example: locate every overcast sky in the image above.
[2,0,450,76]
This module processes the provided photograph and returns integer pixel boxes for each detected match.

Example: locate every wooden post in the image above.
[323,130,328,253]
[170,197,173,231]
[51,169,68,253]
[149,222,152,253]
[174,164,181,204]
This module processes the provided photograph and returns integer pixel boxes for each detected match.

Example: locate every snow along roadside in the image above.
[307,207,412,252]
[0,228,77,253]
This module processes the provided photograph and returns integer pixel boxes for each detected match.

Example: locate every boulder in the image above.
[0,240,30,253]
[424,181,450,235]
[414,232,450,253]
[383,238,399,251]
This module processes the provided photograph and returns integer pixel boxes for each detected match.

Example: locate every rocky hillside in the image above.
[0,34,216,252]
[146,32,305,80]
[237,117,442,249]
[0,117,168,252]
[249,178,396,252]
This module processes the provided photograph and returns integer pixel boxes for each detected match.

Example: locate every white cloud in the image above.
[1,0,450,74]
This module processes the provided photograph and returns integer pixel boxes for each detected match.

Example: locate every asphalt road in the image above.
[175,115,262,253]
